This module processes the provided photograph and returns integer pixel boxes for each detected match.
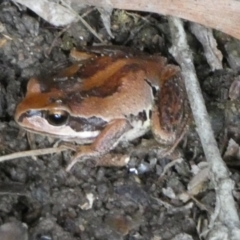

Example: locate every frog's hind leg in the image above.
[151,67,190,151]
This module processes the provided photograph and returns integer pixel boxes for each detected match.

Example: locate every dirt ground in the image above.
[0,2,240,240]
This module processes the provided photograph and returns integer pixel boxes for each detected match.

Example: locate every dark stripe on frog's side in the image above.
[70,110,151,133]
[69,110,150,134]
[68,116,107,132]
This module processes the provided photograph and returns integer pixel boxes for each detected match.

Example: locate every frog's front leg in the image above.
[66,119,132,171]
[151,71,189,153]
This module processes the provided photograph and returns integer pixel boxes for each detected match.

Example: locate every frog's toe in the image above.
[96,153,130,167]
[66,156,81,172]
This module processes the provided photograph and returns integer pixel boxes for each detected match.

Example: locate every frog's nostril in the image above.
[25,110,38,117]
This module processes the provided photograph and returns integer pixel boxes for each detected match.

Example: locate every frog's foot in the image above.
[95,153,130,167]
[160,125,188,158]
[153,140,183,163]
[66,145,130,171]
[65,146,97,171]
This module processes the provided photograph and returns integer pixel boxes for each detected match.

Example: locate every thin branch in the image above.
[0,146,70,163]
[168,17,240,239]
[190,23,223,71]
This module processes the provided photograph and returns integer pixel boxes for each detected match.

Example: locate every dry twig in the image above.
[190,23,223,71]
[0,146,70,163]
[168,16,240,239]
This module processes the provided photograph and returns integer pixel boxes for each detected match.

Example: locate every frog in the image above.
[15,46,189,171]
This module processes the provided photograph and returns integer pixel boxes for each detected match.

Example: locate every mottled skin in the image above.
[15,46,189,171]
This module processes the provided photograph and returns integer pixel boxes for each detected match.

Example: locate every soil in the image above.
[0,2,240,240]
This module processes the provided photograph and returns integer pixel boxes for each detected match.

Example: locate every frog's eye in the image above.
[46,110,69,126]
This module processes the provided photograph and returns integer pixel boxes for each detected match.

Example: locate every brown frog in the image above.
[15,46,189,171]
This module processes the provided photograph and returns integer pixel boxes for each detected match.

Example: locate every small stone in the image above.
[0,221,28,240]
